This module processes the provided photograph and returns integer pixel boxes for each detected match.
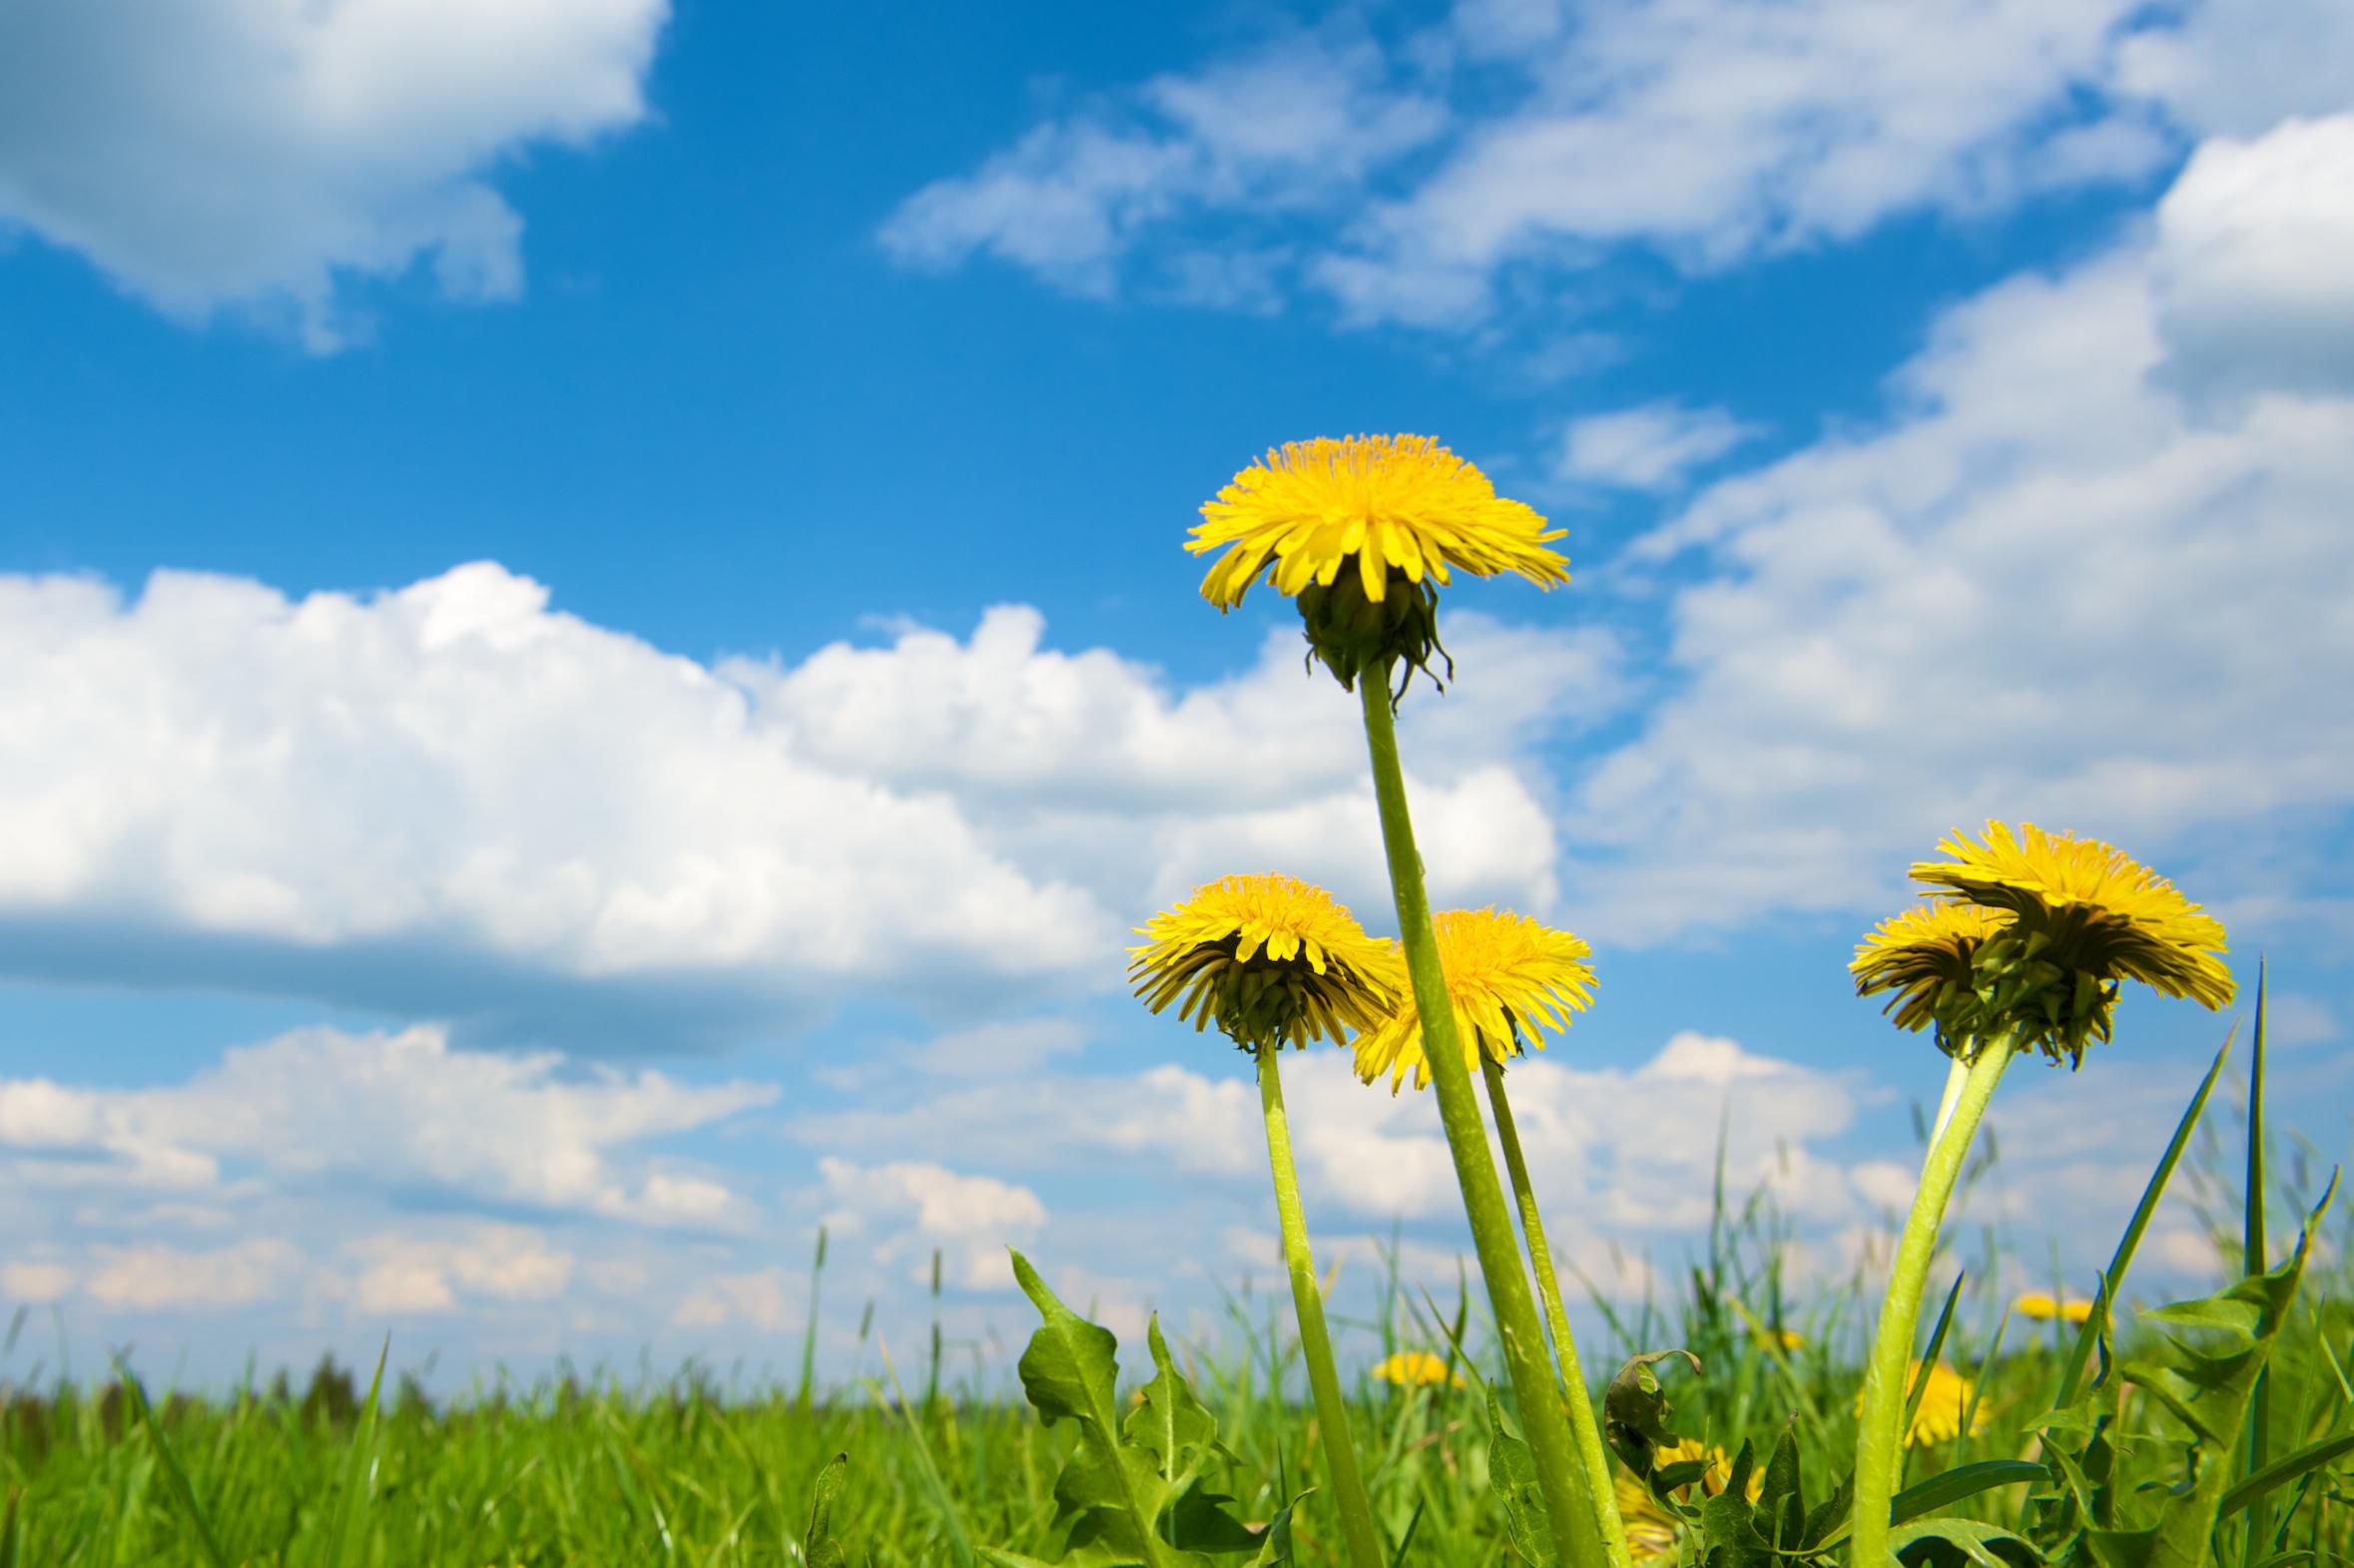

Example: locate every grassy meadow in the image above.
[4,1049,2347,1567]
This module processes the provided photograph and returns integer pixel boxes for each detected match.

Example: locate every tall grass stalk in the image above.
[1480,1054,1633,1568]
[1358,674,1605,1568]
[1850,1035,2014,1568]
[1255,1045,1386,1568]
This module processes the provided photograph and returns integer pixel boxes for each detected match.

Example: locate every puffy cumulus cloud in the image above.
[673,1267,800,1332]
[0,1024,773,1227]
[0,0,667,348]
[83,1239,302,1311]
[877,25,1443,297]
[1566,188,2354,940]
[2153,115,2354,398]
[818,1157,1047,1291]
[328,1225,575,1316]
[0,566,1594,1042]
[1558,401,1760,491]
[0,564,1110,1043]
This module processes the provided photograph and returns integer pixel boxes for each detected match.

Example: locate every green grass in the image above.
[6,1029,2349,1566]
[5,1217,2347,1566]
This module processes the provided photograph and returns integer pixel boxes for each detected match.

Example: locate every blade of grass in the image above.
[873,1338,976,1568]
[320,1337,389,1568]
[2053,1026,2238,1409]
[112,1358,235,1568]
[2221,1433,2354,1520]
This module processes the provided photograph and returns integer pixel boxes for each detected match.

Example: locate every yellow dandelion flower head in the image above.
[1350,909,1595,1095]
[1852,902,2011,1043]
[1753,1324,1806,1353]
[1911,821,2234,1064]
[1190,435,1568,610]
[1129,874,1398,1053]
[2015,1292,2095,1324]
[1854,1361,1990,1446]
[1369,1350,1464,1388]
[1612,1440,1760,1564]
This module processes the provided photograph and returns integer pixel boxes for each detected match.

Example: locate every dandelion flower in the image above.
[1852,902,2010,1040]
[1190,435,1567,609]
[1350,909,1594,1094]
[1855,1361,1991,1446]
[1753,1324,1806,1352]
[2015,1292,2094,1324]
[1911,821,2234,1063]
[1369,1351,1464,1389]
[1613,1440,1758,1565]
[1130,874,1398,1053]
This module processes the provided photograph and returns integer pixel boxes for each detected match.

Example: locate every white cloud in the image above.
[84,1240,300,1311]
[1,1261,74,1305]
[340,1227,575,1316]
[2113,0,2354,138]
[878,27,1442,296]
[1559,401,1759,490]
[1566,191,2354,940]
[2153,115,2354,397]
[0,569,1595,1042]
[881,0,2350,324]
[0,1024,773,1226]
[0,0,668,347]
[674,1267,800,1331]
[818,1157,1047,1290]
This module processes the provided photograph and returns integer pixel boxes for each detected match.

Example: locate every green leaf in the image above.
[2218,1431,2354,1518]
[1891,1516,2042,1567]
[805,1452,853,1568]
[1005,1255,1253,1567]
[2108,1174,2338,1567]
[1483,1382,1555,1567]
[1,1486,21,1568]
[1601,1347,1702,1474]
[1695,1441,1773,1568]
[1245,1491,1310,1568]
[1758,1425,1807,1548]
[1891,1462,2048,1526]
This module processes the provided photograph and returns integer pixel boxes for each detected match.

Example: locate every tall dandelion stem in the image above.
[1256,1047,1387,1568]
[1482,1054,1634,1568]
[1359,674,1605,1568]
[1851,1036,2015,1567]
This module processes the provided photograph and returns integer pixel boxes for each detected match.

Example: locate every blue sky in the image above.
[3,0,2351,1392]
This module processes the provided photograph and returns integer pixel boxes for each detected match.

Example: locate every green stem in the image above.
[1358,676,1604,1568]
[1257,1046,1387,1568]
[1851,1039,2014,1567]
[1483,1054,1635,1568]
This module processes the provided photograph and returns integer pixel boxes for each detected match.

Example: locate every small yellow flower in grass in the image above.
[1753,1324,1806,1352]
[1350,908,1594,1094]
[1854,1361,1991,1446]
[1910,821,2235,1065]
[1369,1351,1465,1389]
[2015,1292,2095,1324]
[1130,874,1398,1053]
[1188,435,1568,693]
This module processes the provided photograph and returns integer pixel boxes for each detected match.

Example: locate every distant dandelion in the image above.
[2015,1292,2095,1324]
[1855,1361,1990,1446]
[1369,1351,1464,1389]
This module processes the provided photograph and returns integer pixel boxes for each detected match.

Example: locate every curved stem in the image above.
[1483,1054,1635,1568]
[1358,676,1605,1568]
[1851,1039,2014,1566]
[1257,1046,1387,1568]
